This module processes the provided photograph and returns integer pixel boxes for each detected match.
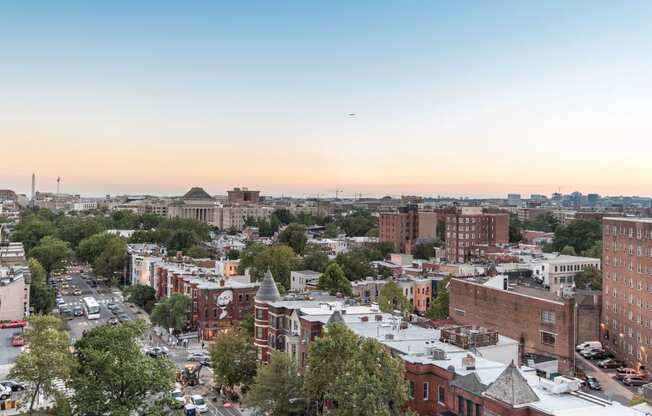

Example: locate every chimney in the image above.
[462,354,476,370]
[219,279,225,287]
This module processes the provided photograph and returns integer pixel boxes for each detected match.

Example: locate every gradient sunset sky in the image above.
[2,1,651,198]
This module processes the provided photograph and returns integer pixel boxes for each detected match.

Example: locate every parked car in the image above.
[580,347,602,358]
[56,297,66,306]
[585,376,602,390]
[146,347,168,358]
[200,357,212,367]
[0,385,11,400]
[187,352,209,362]
[11,334,24,347]
[73,306,84,317]
[598,358,625,369]
[108,317,119,325]
[0,320,26,329]
[0,380,25,392]
[576,341,602,352]
[117,313,130,322]
[585,350,614,360]
[73,288,82,296]
[190,394,208,413]
[172,387,186,409]
[107,303,120,312]
[623,375,648,387]
[65,276,73,281]
[616,368,641,380]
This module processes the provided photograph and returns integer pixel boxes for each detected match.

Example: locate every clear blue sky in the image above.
[1,1,651,197]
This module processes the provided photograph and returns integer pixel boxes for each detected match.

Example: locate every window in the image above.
[438,386,445,404]
[541,331,556,346]
[408,381,415,400]
[458,396,465,415]
[423,382,429,401]
[541,310,556,323]
[455,308,466,317]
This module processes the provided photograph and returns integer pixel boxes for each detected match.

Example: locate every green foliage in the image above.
[508,214,523,243]
[166,229,200,254]
[186,244,209,258]
[426,277,451,320]
[306,323,407,416]
[29,236,72,277]
[245,351,305,416]
[560,245,577,256]
[582,240,602,259]
[210,331,257,391]
[371,241,395,258]
[574,266,602,291]
[54,215,107,248]
[241,312,255,339]
[278,223,308,255]
[324,223,339,238]
[300,244,330,273]
[93,236,127,283]
[71,321,175,416]
[436,218,446,242]
[11,212,57,251]
[335,248,377,280]
[226,248,241,260]
[413,242,436,260]
[127,284,157,313]
[335,209,377,237]
[553,219,602,253]
[9,315,73,415]
[377,281,411,315]
[151,293,192,332]
[76,233,118,264]
[28,258,56,314]
[240,244,298,290]
[318,263,352,296]
[629,394,646,406]
[525,212,560,233]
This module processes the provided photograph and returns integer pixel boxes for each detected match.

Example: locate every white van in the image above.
[576,341,602,352]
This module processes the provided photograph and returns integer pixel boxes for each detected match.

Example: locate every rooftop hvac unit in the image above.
[432,348,446,360]
[385,334,395,340]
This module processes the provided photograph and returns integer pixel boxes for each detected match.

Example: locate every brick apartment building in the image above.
[449,276,601,374]
[601,217,652,371]
[444,207,509,263]
[379,204,419,254]
[155,263,258,339]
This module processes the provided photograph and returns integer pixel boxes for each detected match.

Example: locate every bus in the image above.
[81,297,101,320]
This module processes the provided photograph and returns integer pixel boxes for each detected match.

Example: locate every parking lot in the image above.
[575,353,639,405]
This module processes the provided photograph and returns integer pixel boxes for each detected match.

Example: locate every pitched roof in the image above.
[182,187,214,200]
[255,269,281,303]
[327,310,345,325]
[483,361,539,407]
[450,372,488,395]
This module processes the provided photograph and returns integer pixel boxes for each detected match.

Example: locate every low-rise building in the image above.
[289,270,321,292]
[0,266,30,321]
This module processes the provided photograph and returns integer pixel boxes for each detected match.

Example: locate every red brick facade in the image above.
[444,209,509,262]
[601,217,652,371]
[379,205,419,254]
[449,278,576,374]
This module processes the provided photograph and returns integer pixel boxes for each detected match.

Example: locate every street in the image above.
[57,270,244,416]
[575,353,637,405]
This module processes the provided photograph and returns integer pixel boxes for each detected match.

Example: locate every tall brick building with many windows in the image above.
[444,207,509,263]
[601,217,652,371]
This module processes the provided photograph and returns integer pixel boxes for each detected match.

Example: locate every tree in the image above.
[29,236,72,277]
[151,293,192,332]
[241,312,255,339]
[55,216,106,248]
[508,214,523,243]
[9,315,73,415]
[210,331,257,393]
[336,209,377,237]
[305,323,407,416]
[574,266,602,291]
[372,241,395,258]
[71,321,175,416]
[127,284,157,313]
[413,242,436,260]
[278,223,308,255]
[186,244,209,258]
[166,229,200,254]
[318,263,352,296]
[560,245,577,256]
[11,213,56,252]
[226,248,241,260]
[324,223,339,238]
[582,240,602,259]
[436,218,446,242]
[76,232,118,265]
[28,258,56,314]
[426,277,451,320]
[525,212,560,233]
[93,236,127,284]
[377,281,411,315]
[273,208,294,225]
[251,245,297,290]
[301,244,330,273]
[244,352,305,416]
[335,248,375,280]
[553,219,602,253]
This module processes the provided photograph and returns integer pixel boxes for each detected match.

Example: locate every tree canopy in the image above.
[245,351,305,416]
[239,244,298,290]
[71,321,175,416]
[426,277,451,320]
[552,219,602,254]
[210,331,258,393]
[318,263,352,296]
[9,315,73,415]
[377,281,411,315]
[574,266,602,291]
[28,258,56,314]
[278,223,308,255]
[151,293,192,332]
[29,236,72,277]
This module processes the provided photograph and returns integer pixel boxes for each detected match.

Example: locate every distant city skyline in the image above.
[2,2,651,197]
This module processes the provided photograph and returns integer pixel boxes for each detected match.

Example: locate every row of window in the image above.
[605,240,652,256]
[605,256,652,274]
[605,225,652,240]
[408,381,445,404]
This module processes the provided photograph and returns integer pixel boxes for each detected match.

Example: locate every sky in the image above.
[1,1,651,198]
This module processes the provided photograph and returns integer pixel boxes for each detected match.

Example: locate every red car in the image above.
[0,320,27,329]
[12,334,25,347]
